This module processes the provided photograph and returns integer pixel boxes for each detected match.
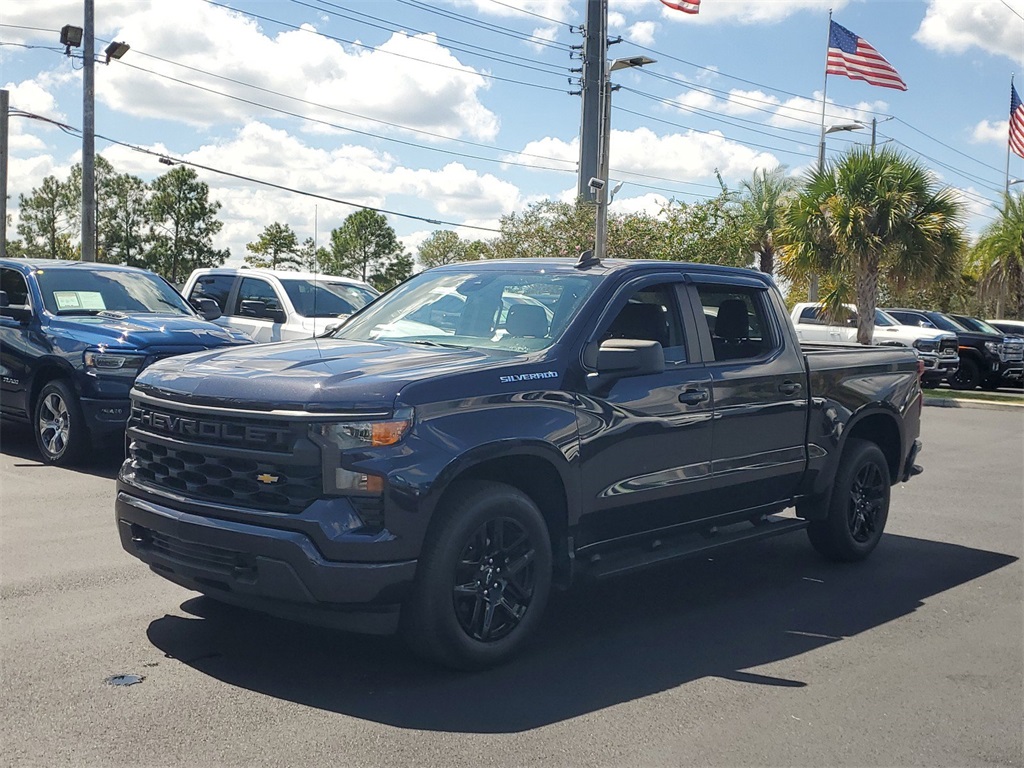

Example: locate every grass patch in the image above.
[923,387,1024,405]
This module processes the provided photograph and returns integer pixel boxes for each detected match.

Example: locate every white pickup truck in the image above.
[183,268,378,343]
[791,303,959,386]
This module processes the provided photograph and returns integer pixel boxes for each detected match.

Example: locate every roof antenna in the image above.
[311,204,318,338]
[575,249,601,270]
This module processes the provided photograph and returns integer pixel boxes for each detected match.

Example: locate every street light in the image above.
[104,41,130,64]
[593,55,655,262]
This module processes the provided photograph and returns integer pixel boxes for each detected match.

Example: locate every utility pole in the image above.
[81,0,96,261]
[576,0,606,202]
[1,89,9,258]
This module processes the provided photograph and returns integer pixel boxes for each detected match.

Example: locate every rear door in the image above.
[688,275,809,515]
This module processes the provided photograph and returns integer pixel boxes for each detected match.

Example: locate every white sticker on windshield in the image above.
[53,291,106,310]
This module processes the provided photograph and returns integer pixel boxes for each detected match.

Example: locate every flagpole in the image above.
[810,9,833,302]
[1007,74,1015,197]
[818,9,833,171]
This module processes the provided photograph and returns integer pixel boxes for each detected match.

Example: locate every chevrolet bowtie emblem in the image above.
[256,473,280,484]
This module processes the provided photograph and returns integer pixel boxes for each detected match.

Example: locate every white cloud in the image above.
[915,0,1024,66]
[971,119,1009,144]
[608,12,628,28]
[626,21,658,46]
[71,0,501,141]
[527,25,561,51]
[445,0,577,23]
[609,191,669,215]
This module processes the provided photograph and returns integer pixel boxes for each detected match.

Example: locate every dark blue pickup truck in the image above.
[0,259,252,465]
[116,257,924,669]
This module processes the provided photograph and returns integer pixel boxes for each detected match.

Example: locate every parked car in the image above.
[0,259,253,465]
[884,308,1024,390]
[790,302,959,386]
[117,258,923,669]
[987,319,1024,337]
[182,268,379,343]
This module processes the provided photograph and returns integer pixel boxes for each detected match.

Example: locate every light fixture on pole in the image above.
[104,41,130,64]
[593,55,655,263]
[60,25,83,54]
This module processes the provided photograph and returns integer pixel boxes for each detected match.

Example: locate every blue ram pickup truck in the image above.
[0,259,252,465]
[116,257,923,669]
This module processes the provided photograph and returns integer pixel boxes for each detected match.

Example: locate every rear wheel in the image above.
[402,480,552,670]
[807,438,890,562]
[949,357,981,390]
[33,379,90,466]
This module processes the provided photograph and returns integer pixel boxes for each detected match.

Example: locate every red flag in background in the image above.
[660,0,700,14]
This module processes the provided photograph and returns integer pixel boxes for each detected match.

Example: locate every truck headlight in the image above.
[984,341,1002,356]
[912,339,937,353]
[311,408,413,494]
[84,350,147,376]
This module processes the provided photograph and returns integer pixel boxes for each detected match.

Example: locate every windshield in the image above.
[34,267,193,316]
[332,269,598,352]
[931,313,967,332]
[952,315,1000,335]
[280,279,378,318]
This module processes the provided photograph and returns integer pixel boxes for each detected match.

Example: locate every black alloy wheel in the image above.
[846,461,886,543]
[807,438,890,562]
[949,357,981,390]
[452,516,537,642]
[402,480,552,670]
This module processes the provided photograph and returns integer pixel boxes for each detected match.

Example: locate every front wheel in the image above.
[807,438,891,562]
[33,379,90,466]
[402,480,552,670]
[949,357,981,390]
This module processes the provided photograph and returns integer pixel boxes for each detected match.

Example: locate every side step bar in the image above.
[580,515,809,580]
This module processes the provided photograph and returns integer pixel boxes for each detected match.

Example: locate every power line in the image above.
[485,0,577,28]
[116,45,577,170]
[396,0,574,42]
[202,0,570,94]
[893,117,1006,176]
[116,59,578,175]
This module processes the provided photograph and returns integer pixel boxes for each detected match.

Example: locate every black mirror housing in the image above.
[191,297,222,321]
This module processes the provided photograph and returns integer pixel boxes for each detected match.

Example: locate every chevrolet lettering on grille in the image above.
[132,406,290,447]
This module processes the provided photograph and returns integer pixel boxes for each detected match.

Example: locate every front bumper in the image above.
[80,396,130,438]
[115,489,417,634]
[920,354,959,382]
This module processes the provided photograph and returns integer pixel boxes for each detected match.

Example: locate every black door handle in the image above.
[678,389,709,405]
[778,381,802,395]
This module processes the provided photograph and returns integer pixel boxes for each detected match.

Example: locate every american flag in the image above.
[1010,83,1024,159]
[660,0,700,14]
[827,21,907,91]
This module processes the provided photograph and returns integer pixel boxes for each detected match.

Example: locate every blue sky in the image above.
[2,0,1023,266]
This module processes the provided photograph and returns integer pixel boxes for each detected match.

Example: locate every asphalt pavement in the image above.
[1,407,1021,767]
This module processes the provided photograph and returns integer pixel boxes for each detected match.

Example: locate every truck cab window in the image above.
[697,285,775,362]
[603,284,687,363]
[1,269,30,307]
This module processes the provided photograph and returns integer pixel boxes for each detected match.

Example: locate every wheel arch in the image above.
[841,408,903,485]
[28,357,79,415]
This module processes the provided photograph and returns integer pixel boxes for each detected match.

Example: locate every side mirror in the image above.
[587,338,665,376]
[0,290,33,322]
[191,297,222,321]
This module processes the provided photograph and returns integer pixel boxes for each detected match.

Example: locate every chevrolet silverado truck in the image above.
[0,259,253,465]
[116,258,923,669]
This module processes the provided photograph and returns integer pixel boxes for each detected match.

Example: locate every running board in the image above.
[580,515,809,580]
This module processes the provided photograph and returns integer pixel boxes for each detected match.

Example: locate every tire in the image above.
[806,438,890,562]
[980,378,1001,391]
[33,379,90,466]
[402,480,553,670]
[949,357,981,390]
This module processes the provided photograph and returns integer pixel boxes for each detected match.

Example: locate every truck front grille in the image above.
[939,337,958,356]
[129,438,321,513]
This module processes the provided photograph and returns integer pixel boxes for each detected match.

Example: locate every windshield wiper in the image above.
[402,339,470,350]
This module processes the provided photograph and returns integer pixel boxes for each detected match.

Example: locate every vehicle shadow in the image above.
[0,420,123,479]
[146,533,1016,734]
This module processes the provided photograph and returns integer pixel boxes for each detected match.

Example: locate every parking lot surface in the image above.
[1,407,1021,767]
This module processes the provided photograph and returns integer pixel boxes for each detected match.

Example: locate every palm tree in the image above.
[779,147,966,344]
[972,191,1024,319]
[738,166,797,275]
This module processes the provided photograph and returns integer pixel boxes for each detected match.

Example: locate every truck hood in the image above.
[55,312,253,350]
[134,337,501,411]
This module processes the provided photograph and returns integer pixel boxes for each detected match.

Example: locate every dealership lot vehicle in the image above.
[885,307,1024,390]
[0,259,253,465]
[182,267,379,342]
[987,318,1024,337]
[116,258,923,669]
[790,302,959,386]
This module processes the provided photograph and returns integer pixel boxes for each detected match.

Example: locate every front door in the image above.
[576,278,714,547]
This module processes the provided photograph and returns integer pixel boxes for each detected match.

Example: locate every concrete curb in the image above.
[923,396,1024,411]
